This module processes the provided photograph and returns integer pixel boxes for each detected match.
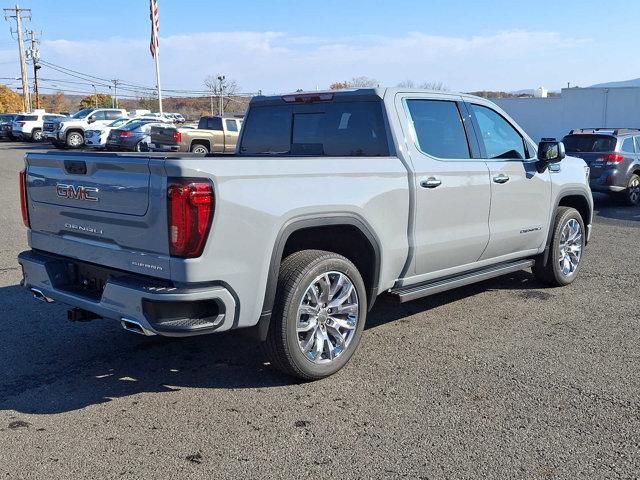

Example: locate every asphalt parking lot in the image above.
[0,142,638,479]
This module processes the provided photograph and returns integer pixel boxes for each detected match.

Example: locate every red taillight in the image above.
[19,169,29,228]
[173,131,181,143]
[119,131,132,137]
[600,153,624,165]
[167,180,213,258]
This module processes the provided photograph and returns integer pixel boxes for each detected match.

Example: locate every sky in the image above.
[0,0,638,97]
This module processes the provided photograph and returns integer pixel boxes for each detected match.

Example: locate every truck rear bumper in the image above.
[18,250,237,337]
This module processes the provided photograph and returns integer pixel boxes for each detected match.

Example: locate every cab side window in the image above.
[90,111,107,121]
[405,99,471,159]
[470,104,527,160]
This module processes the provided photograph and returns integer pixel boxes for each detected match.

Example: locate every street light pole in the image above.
[91,84,97,108]
[217,75,225,117]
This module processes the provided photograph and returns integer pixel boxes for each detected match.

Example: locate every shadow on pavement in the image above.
[593,193,640,223]
[0,270,547,415]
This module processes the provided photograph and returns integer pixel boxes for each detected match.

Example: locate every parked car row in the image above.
[0,108,188,151]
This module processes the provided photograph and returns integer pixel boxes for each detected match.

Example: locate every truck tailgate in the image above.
[150,125,178,147]
[25,152,172,279]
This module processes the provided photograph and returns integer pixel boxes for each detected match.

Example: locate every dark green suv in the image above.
[563,128,640,206]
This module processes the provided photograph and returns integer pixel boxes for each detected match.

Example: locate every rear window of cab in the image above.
[239,101,390,157]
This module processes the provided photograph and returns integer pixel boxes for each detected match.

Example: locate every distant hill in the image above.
[590,78,640,88]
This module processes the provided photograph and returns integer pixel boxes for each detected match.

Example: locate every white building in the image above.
[493,87,640,142]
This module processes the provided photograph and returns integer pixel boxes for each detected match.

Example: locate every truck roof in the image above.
[251,88,489,106]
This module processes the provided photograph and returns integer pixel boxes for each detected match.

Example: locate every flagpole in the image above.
[152,5,163,115]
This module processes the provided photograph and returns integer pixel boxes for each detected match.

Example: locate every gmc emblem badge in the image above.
[56,183,100,202]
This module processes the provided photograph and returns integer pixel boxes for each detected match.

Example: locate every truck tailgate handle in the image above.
[64,160,87,175]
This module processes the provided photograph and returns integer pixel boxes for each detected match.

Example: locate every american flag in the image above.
[149,0,159,58]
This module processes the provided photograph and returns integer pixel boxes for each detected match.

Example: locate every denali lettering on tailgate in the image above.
[56,183,99,202]
[64,223,103,235]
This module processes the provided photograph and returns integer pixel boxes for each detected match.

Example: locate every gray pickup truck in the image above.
[18,88,593,380]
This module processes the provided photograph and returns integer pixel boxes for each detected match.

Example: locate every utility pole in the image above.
[26,29,40,109]
[4,4,31,112]
[111,79,120,108]
[91,84,98,108]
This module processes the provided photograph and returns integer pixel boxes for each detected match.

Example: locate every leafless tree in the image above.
[204,75,240,115]
[397,80,448,91]
[330,76,379,90]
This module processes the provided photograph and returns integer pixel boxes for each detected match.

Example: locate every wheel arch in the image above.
[256,214,382,341]
[190,139,211,152]
[540,191,592,268]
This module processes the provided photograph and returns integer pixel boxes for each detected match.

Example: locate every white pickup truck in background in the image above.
[43,108,128,148]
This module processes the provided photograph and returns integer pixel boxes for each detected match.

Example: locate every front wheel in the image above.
[31,129,42,142]
[264,250,367,381]
[533,207,585,286]
[66,131,84,148]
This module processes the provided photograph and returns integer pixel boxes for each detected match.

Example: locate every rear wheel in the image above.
[190,143,209,155]
[264,250,367,381]
[622,174,640,206]
[533,207,585,286]
[66,131,84,148]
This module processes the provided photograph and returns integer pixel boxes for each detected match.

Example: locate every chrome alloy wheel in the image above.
[68,132,83,147]
[629,176,640,205]
[558,218,582,276]
[296,271,359,364]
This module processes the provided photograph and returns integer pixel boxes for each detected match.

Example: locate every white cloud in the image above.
[0,30,594,95]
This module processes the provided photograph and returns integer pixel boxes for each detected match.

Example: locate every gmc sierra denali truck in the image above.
[18,89,593,380]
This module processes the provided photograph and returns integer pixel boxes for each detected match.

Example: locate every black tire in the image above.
[31,129,42,142]
[532,207,585,286]
[66,131,84,148]
[620,173,640,207]
[190,143,209,154]
[264,249,367,381]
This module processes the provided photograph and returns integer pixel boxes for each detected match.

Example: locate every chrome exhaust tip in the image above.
[120,318,155,336]
[30,288,54,304]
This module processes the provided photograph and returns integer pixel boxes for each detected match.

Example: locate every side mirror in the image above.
[87,116,95,124]
[537,140,565,163]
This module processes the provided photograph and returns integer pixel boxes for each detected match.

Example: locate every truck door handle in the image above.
[493,174,510,184]
[420,177,442,189]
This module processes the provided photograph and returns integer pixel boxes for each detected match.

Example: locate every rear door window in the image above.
[405,99,471,159]
[621,137,636,153]
[225,119,238,132]
[470,104,526,160]
[104,110,123,120]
